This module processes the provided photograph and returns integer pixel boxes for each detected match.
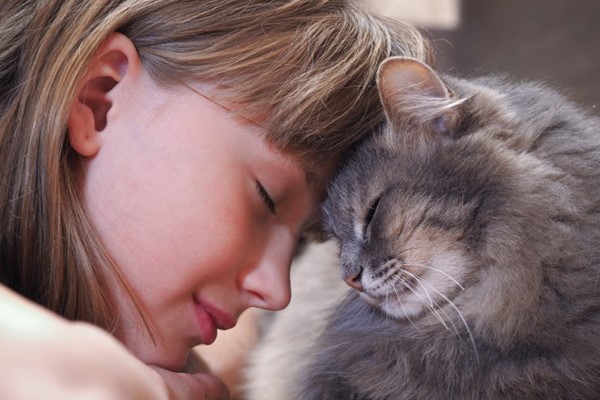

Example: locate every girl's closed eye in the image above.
[255,180,276,216]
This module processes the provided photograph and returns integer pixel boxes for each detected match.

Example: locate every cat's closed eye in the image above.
[364,195,382,234]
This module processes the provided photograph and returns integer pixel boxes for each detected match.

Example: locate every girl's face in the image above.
[81,71,324,370]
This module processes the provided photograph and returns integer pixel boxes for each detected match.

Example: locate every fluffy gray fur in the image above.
[298,57,600,400]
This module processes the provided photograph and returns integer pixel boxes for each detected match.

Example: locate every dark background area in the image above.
[424,0,600,114]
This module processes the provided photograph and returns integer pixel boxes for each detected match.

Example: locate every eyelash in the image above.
[365,195,381,230]
[255,181,276,216]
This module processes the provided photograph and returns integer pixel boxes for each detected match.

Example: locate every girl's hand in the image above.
[0,285,229,399]
[151,366,230,400]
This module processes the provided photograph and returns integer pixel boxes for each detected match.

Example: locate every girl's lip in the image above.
[192,296,237,344]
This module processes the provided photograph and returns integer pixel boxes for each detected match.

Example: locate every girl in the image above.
[0,0,430,398]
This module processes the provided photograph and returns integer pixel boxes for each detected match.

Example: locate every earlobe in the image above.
[67,32,141,157]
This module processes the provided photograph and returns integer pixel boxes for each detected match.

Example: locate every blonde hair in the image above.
[0,0,431,330]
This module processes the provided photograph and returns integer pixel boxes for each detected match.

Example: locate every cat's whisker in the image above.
[400,272,450,331]
[403,262,465,291]
[392,282,423,333]
[399,272,434,308]
[395,273,450,331]
[432,300,459,335]
[404,271,480,362]
[401,269,462,338]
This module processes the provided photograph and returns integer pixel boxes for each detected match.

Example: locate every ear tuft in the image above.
[376,57,463,151]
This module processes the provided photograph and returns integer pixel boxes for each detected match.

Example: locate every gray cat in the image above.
[299,57,600,399]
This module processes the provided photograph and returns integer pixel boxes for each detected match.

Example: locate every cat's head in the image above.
[323,57,565,325]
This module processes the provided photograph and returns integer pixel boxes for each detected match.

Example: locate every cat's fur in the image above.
[294,58,600,399]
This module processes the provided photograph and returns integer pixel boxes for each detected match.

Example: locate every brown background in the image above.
[367,0,600,114]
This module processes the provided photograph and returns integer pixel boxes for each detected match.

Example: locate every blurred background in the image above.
[363,0,600,114]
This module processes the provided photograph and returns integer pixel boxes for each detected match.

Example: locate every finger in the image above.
[151,367,229,400]
[192,373,230,400]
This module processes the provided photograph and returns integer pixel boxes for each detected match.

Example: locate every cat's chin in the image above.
[361,292,423,319]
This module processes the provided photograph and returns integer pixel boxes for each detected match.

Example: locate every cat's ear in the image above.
[376,57,462,148]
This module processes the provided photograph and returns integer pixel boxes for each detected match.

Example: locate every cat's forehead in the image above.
[330,133,507,208]
[331,143,396,197]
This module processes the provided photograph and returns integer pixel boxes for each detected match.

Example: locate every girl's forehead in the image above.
[182,80,337,197]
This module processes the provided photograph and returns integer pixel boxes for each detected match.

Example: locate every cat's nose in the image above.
[344,268,364,292]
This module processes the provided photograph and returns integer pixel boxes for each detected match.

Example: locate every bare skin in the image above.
[0,284,229,399]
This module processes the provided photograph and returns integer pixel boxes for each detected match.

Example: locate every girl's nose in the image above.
[241,231,295,311]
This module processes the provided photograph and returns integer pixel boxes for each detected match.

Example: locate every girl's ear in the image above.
[376,56,462,146]
[67,33,142,157]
